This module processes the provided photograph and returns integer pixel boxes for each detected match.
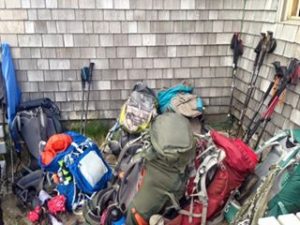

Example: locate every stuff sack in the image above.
[40,131,86,173]
[40,133,72,166]
[119,83,157,134]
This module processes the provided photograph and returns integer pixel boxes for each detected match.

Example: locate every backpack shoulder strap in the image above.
[164,146,226,225]
[194,148,226,225]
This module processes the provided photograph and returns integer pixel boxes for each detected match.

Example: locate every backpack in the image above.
[11,98,62,156]
[167,131,258,225]
[83,134,145,225]
[223,129,299,223]
[85,113,196,225]
[119,83,157,134]
[267,163,300,217]
[12,98,63,205]
[231,129,300,225]
[124,113,196,225]
[40,132,86,173]
[44,131,112,211]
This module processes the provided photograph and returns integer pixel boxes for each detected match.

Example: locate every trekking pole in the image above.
[236,32,266,135]
[243,61,283,139]
[245,58,300,147]
[228,33,243,118]
[83,62,95,135]
[237,31,276,136]
[254,59,300,148]
[79,67,88,134]
[244,66,288,145]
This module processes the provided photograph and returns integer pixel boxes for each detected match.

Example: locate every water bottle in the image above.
[111,208,126,225]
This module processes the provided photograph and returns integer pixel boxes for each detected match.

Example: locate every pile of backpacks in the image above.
[80,82,300,225]
[9,81,300,225]
[82,82,205,225]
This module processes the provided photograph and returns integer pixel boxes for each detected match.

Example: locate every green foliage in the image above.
[66,120,110,145]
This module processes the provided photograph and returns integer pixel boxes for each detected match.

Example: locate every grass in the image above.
[65,120,111,145]
[205,115,239,136]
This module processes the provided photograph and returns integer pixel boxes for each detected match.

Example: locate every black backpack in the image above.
[11,98,63,205]
[11,98,62,158]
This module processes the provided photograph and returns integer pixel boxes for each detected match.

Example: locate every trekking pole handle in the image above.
[244,117,263,144]
[88,62,95,83]
[254,33,266,67]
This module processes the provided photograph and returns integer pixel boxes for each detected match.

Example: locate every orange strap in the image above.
[131,208,148,225]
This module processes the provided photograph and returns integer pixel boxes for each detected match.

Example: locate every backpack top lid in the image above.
[150,112,195,172]
[157,83,193,113]
[211,131,258,174]
[170,93,203,118]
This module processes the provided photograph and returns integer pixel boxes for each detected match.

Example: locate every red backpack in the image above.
[167,131,258,225]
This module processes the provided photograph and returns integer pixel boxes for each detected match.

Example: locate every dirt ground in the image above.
[2,193,84,225]
[1,193,228,225]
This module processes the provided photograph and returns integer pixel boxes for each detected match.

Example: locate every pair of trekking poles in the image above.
[80,62,95,135]
[230,31,300,148]
[244,58,300,148]
[228,32,276,143]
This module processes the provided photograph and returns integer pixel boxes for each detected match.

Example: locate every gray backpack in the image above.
[11,98,62,158]
[11,98,62,205]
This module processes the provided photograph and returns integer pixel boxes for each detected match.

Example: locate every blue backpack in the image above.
[42,131,112,211]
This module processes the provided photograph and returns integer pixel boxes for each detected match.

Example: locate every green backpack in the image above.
[125,112,195,225]
[149,112,195,173]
